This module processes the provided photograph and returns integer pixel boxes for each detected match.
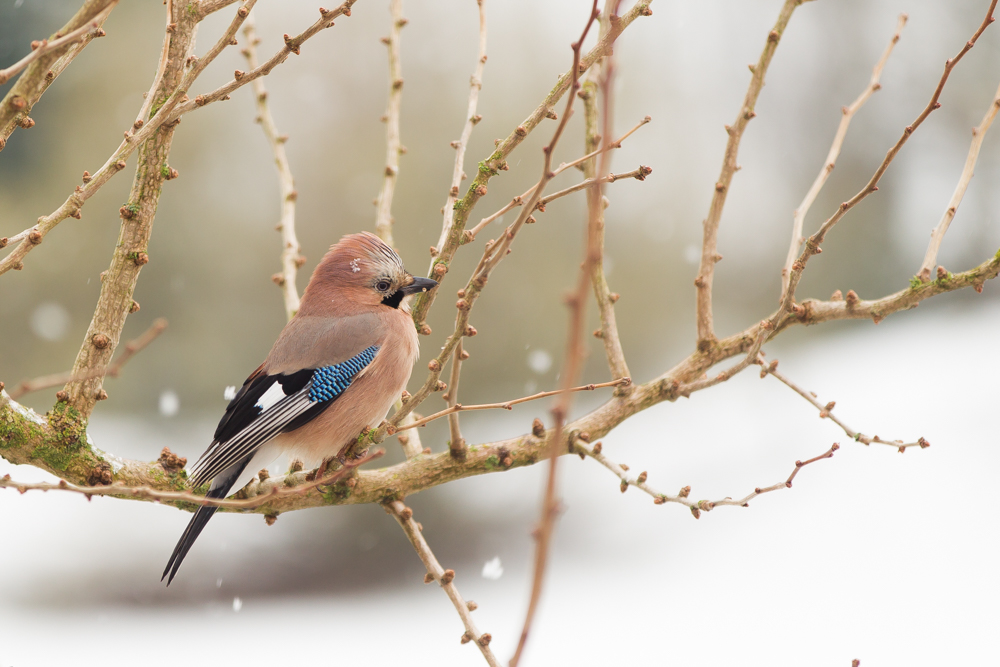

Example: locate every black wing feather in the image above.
[213,368,316,444]
[161,457,250,586]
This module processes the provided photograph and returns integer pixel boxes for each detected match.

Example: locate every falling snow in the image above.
[481,557,503,580]
[159,390,180,417]
[527,349,552,374]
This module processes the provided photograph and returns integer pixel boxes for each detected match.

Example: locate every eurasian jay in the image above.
[162,232,437,585]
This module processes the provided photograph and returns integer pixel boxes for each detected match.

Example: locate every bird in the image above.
[162,232,437,585]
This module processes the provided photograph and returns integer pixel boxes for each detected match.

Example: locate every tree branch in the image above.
[0,0,359,277]
[782,0,998,313]
[760,361,930,452]
[581,33,631,385]
[511,3,603,663]
[243,17,303,321]
[396,378,630,432]
[2,246,996,514]
[0,0,117,148]
[374,0,406,247]
[409,0,654,328]
[0,1,116,85]
[7,319,167,401]
[435,0,487,257]
[917,80,1000,281]
[695,0,805,351]
[781,13,907,296]
[573,438,840,518]
[384,501,499,667]
[466,116,650,241]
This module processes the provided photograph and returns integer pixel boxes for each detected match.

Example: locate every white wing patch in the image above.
[255,383,287,412]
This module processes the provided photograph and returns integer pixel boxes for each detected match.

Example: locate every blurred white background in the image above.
[2,0,1000,664]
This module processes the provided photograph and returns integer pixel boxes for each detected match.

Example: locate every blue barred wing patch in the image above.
[309,345,380,402]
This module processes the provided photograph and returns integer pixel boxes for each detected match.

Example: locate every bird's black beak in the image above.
[400,276,438,296]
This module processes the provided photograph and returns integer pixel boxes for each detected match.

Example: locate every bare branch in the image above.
[374,0,407,247]
[385,0,617,437]
[436,0,487,256]
[0,450,382,511]
[581,36,631,384]
[395,378,630,432]
[537,166,651,210]
[133,2,174,130]
[446,341,467,458]
[782,0,998,312]
[396,407,426,459]
[243,17,302,321]
[1,0,358,277]
[0,0,117,147]
[573,438,841,517]
[3,247,996,514]
[782,13,907,295]
[512,3,603,663]
[674,325,768,397]
[410,0,654,327]
[384,501,500,667]
[761,362,930,452]
[8,319,167,401]
[0,1,117,85]
[918,80,1000,281]
[467,116,650,240]
[695,0,803,351]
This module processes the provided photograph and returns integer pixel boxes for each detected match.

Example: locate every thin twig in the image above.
[537,166,651,210]
[918,80,1000,281]
[5,244,997,511]
[761,362,930,452]
[467,117,650,240]
[243,17,302,321]
[781,13,907,295]
[782,0,998,312]
[436,0,487,255]
[396,407,425,459]
[0,450,382,510]
[446,341,467,458]
[1,0,357,277]
[511,4,602,664]
[374,0,406,247]
[410,0,653,328]
[695,0,803,351]
[0,1,117,85]
[133,1,173,130]
[396,378,630,432]
[581,22,631,385]
[0,0,116,148]
[674,324,769,397]
[8,319,167,401]
[573,438,840,517]
[383,0,612,438]
[384,501,500,667]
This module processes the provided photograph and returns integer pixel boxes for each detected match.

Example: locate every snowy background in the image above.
[3,0,1000,664]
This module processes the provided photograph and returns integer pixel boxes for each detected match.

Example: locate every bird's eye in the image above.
[375,279,392,292]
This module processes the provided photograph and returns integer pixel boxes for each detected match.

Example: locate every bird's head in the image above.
[299,231,437,315]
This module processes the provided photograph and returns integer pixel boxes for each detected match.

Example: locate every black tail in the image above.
[162,458,249,586]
